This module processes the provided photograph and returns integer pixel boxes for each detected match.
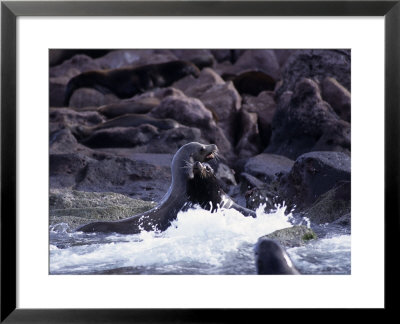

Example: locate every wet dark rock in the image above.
[279,151,351,211]
[98,97,161,118]
[242,91,276,147]
[50,153,93,188]
[212,50,245,64]
[276,49,351,99]
[171,49,215,69]
[321,77,351,122]
[229,50,281,80]
[50,107,105,127]
[215,163,237,187]
[235,109,263,158]
[50,128,81,154]
[331,212,351,227]
[197,81,241,144]
[49,50,110,67]
[80,125,160,148]
[244,153,294,183]
[74,154,172,200]
[273,49,297,67]
[303,181,351,224]
[245,185,282,213]
[94,49,177,70]
[210,49,232,63]
[49,189,155,228]
[69,88,120,108]
[151,94,214,128]
[239,172,265,192]
[266,78,351,159]
[140,126,203,154]
[49,76,69,107]
[173,67,225,99]
[229,71,276,96]
[265,225,317,248]
[49,54,100,79]
[71,114,179,142]
[150,93,233,160]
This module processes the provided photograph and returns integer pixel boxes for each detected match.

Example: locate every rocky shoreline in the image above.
[50,49,351,273]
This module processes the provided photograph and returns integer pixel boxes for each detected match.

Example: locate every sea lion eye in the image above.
[200,147,205,152]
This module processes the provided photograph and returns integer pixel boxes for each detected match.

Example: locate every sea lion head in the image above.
[190,143,218,163]
[186,161,223,211]
[171,142,218,182]
[254,238,300,275]
[192,161,214,179]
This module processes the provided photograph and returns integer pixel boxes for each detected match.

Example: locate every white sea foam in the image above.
[50,205,293,274]
[287,235,351,274]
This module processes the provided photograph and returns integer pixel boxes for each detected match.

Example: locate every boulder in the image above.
[229,71,276,96]
[303,181,351,224]
[49,189,156,229]
[239,172,265,192]
[94,49,177,70]
[266,78,351,159]
[49,76,69,107]
[80,125,160,148]
[244,185,282,213]
[242,91,276,146]
[49,54,100,79]
[50,153,94,188]
[210,49,232,63]
[50,128,81,154]
[50,107,105,127]
[279,151,351,211]
[150,93,233,160]
[275,49,351,99]
[197,81,241,144]
[98,97,161,118]
[265,225,317,248]
[170,49,215,69]
[173,67,225,99]
[244,153,294,183]
[273,49,297,67]
[235,108,263,158]
[73,154,172,200]
[69,88,120,108]
[49,50,109,67]
[228,50,281,80]
[151,94,214,128]
[321,77,351,122]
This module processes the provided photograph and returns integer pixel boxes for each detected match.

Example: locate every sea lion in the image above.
[254,238,300,275]
[186,161,256,217]
[76,142,218,234]
[64,60,201,106]
[71,113,179,140]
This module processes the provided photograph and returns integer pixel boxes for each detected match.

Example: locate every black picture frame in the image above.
[1,0,398,322]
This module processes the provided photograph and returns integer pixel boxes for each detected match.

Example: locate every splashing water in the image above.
[49,205,350,275]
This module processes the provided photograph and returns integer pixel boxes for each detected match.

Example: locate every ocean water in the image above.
[49,205,351,275]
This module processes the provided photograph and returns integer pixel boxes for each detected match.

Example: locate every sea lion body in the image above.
[64,60,201,106]
[186,161,256,217]
[255,238,300,275]
[76,142,217,234]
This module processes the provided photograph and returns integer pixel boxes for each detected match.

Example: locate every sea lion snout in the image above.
[203,144,218,161]
[193,161,203,170]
